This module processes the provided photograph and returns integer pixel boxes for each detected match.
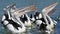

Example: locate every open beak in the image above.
[42,2,58,15]
[12,5,37,17]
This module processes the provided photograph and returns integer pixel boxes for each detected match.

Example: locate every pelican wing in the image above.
[42,2,58,15]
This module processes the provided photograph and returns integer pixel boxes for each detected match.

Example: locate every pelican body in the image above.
[1,4,26,34]
[20,14,32,27]
[30,2,58,34]
[1,13,26,34]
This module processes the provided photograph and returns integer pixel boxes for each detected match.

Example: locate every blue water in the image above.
[0,0,60,34]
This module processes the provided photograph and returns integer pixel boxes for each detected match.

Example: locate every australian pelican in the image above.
[32,2,58,33]
[20,14,33,27]
[1,4,26,34]
[9,5,36,27]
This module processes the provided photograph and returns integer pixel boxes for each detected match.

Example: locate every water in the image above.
[0,0,60,34]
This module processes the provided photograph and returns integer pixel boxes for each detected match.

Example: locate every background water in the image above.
[0,0,60,34]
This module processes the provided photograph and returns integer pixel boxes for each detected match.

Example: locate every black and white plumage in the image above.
[30,2,58,34]
[9,5,36,27]
[1,2,58,34]
[30,12,43,26]
[1,4,37,34]
[31,13,57,34]
[1,13,26,34]
[40,2,58,32]
[20,14,32,27]
[1,4,26,34]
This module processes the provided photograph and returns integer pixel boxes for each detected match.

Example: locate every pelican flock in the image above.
[1,2,58,34]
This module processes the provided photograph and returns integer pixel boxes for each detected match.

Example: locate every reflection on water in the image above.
[40,31,54,34]
[2,24,55,34]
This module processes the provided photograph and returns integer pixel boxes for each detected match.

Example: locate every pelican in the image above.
[33,2,58,33]
[1,5,26,34]
[20,14,32,27]
[30,14,35,23]
[9,5,36,27]
[1,14,26,34]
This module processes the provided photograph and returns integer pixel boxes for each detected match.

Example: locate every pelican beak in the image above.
[42,2,58,15]
[12,5,37,16]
